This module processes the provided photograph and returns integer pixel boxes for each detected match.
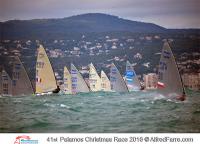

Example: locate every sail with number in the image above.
[125,61,141,91]
[0,69,12,96]
[110,63,128,92]
[63,66,72,94]
[101,70,111,91]
[157,41,185,99]
[89,63,101,91]
[12,56,34,96]
[36,45,57,94]
[71,63,90,94]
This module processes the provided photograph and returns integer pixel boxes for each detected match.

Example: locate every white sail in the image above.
[125,61,141,91]
[89,63,101,91]
[157,42,185,97]
[71,63,90,94]
[63,66,72,94]
[110,63,128,92]
[12,56,34,96]
[0,69,12,96]
[101,70,111,91]
[36,45,57,94]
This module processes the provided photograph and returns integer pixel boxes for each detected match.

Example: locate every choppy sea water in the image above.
[0,90,200,133]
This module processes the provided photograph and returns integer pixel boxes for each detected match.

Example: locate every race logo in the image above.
[14,135,38,144]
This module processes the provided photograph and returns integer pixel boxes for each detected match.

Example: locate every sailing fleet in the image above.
[0,41,186,101]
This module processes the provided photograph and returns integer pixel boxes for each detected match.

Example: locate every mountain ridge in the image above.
[0,13,199,40]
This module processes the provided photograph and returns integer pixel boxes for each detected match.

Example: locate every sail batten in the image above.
[125,61,141,91]
[101,70,111,91]
[89,63,101,91]
[157,42,184,97]
[71,63,89,94]
[63,66,72,94]
[36,45,57,94]
[110,63,128,92]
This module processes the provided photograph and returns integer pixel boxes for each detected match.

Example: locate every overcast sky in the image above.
[0,0,200,28]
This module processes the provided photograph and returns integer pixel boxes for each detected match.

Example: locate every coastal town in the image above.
[0,33,199,91]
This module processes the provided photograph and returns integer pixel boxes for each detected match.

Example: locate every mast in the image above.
[12,56,34,96]
[71,63,90,94]
[110,63,129,92]
[101,70,111,91]
[63,66,72,94]
[157,41,184,97]
[125,60,141,91]
[89,63,101,91]
[167,41,185,95]
[36,45,57,94]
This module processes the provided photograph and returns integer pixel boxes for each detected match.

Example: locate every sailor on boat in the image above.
[36,44,60,95]
[52,85,60,93]
[140,83,145,90]
[176,91,186,101]
[157,41,186,101]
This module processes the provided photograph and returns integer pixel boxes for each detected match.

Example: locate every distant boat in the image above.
[63,66,72,94]
[110,63,129,92]
[125,61,141,91]
[12,56,34,96]
[101,70,111,91]
[36,45,60,95]
[0,69,12,96]
[89,63,101,91]
[157,41,186,101]
[71,63,90,94]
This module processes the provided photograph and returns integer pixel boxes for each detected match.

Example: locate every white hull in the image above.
[36,91,53,96]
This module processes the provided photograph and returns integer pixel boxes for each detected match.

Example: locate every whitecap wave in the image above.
[60,104,70,109]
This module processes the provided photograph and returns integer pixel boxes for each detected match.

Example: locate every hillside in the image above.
[0,13,167,39]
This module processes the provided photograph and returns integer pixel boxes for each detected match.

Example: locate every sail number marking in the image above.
[163,50,171,59]
[159,61,167,71]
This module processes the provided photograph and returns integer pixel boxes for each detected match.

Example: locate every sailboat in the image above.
[71,63,90,94]
[12,56,34,96]
[110,63,129,92]
[63,66,72,94]
[125,61,141,91]
[101,70,111,91]
[36,45,60,95]
[89,63,101,91]
[0,69,12,96]
[157,41,186,101]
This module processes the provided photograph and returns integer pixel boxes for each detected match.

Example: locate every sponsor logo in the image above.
[126,78,133,82]
[126,71,134,77]
[14,135,38,144]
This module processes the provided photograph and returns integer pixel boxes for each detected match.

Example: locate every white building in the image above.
[143,73,158,89]
[182,73,200,91]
